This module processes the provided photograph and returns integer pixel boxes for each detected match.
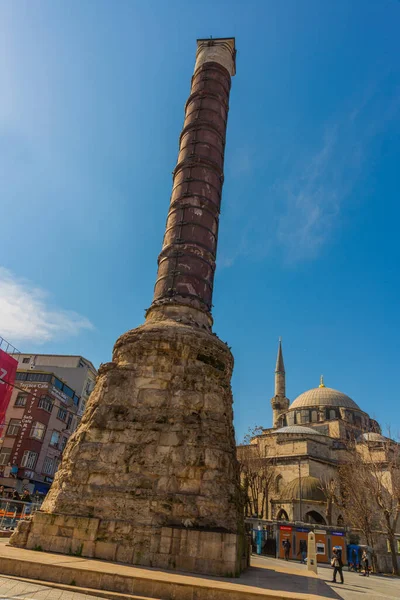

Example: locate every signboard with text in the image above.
[0,350,18,431]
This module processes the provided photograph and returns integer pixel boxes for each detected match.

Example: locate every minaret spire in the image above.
[271,338,289,427]
[275,337,285,381]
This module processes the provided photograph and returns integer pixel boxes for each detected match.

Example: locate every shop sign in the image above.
[20,383,48,389]
[331,531,344,536]
[52,386,68,404]
[280,525,292,531]
[315,530,327,535]
[13,395,36,463]
[0,350,18,430]
[296,527,310,532]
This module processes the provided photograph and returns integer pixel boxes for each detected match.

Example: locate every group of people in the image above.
[0,486,32,503]
[331,547,370,583]
[349,547,371,576]
[281,539,371,584]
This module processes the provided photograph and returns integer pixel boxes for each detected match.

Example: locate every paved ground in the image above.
[253,556,400,599]
[0,575,106,600]
[0,551,398,599]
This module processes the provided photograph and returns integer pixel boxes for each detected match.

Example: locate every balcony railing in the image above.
[0,498,43,530]
[0,336,20,356]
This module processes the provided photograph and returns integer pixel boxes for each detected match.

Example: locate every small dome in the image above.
[273,425,323,436]
[282,476,326,502]
[290,386,360,410]
[358,432,386,443]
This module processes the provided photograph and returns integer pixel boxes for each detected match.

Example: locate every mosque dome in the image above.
[281,476,326,502]
[289,377,360,411]
[273,425,324,436]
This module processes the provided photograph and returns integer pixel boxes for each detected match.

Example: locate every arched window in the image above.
[275,474,283,494]
[329,409,336,420]
[337,515,344,526]
[277,509,289,521]
[311,410,318,423]
[304,510,326,525]
[300,410,310,424]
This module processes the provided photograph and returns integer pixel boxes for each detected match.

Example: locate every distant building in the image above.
[0,369,80,494]
[238,340,400,573]
[11,354,97,417]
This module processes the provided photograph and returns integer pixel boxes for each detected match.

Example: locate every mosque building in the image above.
[244,340,387,526]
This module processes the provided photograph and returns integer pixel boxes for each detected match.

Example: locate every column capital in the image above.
[195,37,236,76]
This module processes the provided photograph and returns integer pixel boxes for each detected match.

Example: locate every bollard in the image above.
[307,531,318,574]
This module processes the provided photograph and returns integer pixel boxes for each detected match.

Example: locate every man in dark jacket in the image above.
[331,548,344,584]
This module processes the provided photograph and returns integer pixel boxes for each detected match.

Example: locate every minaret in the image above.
[271,338,289,427]
[10,38,244,578]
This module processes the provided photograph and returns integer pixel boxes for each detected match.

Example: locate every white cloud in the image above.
[0,268,94,345]
[276,126,345,261]
[275,82,400,263]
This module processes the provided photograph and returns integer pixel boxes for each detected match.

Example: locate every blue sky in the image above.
[1,1,399,441]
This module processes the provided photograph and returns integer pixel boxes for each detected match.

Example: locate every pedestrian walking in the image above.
[283,539,291,561]
[362,550,370,577]
[331,548,344,584]
[297,539,307,564]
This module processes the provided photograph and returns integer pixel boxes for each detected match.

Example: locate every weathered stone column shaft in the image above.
[147,39,236,327]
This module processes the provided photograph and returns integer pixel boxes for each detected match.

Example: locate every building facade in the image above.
[238,341,400,571]
[0,369,81,494]
[11,354,97,417]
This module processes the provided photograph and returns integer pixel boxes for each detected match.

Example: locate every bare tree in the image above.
[338,435,400,575]
[317,475,340,526]
[237,426,276,519]
[337,457,380,550]
[358,436,400,575]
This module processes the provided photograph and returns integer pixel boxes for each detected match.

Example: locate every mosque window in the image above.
[300,410,310,424]
[329,409,336,420]
[287,412,295,426]
[311,410,318,423]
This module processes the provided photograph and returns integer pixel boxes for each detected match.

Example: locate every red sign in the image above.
[0,350,18,430]
[280,525,292,531]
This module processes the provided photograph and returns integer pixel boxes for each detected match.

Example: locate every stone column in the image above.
[10,38,245,578]
[147,37,236,331]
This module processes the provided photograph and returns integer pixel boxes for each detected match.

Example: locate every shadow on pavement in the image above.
[227,565,343,598]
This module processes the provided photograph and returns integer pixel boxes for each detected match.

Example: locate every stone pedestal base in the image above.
[11,513,244,576]
[10,319,245,576]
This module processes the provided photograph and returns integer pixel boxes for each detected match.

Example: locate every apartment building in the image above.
[0,370,80,494]
[11,354,97,416]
